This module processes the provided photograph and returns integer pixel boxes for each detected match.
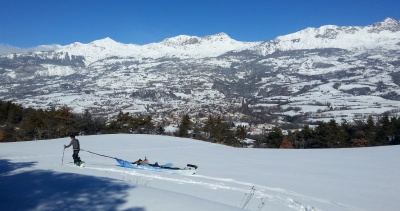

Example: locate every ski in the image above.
[69,161,85,167]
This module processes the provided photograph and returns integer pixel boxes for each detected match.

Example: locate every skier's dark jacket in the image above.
[66,138,80,150]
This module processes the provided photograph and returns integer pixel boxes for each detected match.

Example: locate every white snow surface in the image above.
[1,134,399,211]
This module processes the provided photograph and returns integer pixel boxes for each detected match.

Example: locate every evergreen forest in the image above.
[1,100,399,148]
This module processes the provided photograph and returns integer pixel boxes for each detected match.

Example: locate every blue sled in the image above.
[115,158,197,175]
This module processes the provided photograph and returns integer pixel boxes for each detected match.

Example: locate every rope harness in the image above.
[81,149,116,159]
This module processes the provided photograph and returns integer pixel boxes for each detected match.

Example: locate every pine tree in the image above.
[311,122,328,148]
[143,115,155,134]
[265,127,283,148]
[0,124,15,142]
[364,115,376,145]
[212,116,225,143]
[107,111,133,133]
[300,124,313,148]
[177,114,191,137]
[235,126,247,142]
[389,116,400,145]
[327,119,345,148]
[376,115,392,145]
[54,106,77,136]
[203,115,215,141]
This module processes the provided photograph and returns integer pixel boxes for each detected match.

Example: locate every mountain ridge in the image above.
[53,17,400,63]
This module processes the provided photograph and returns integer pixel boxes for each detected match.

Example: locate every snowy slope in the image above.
[1,134,399,211]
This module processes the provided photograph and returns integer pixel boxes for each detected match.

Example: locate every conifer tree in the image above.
[177,114,191,137]
[56,106,78,136]
[203,115,215,141]
[264,127,283,148]
[389,116,400,145]
[376,115,392,145]
[142,115,155,133]
[107,111,133,133]
[365,115,376,144]
[235,125,247,142]
[300,125,313,148]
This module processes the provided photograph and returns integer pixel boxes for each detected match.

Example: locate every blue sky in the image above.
[0,0,399,48]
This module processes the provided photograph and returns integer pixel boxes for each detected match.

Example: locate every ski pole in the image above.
[61,147,65,166]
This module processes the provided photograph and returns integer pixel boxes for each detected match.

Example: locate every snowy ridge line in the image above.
[78,165,338,211]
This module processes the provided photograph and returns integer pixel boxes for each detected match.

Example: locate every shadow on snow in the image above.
[0,159,144,211]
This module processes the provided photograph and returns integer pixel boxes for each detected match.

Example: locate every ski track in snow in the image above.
[73,164,360,211]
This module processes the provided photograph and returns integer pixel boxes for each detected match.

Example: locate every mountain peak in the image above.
[371,17,400,32]
[382,17,399,25]
[160,33,236,47]
[89,37,119,47]
[204,32,234,41]
[212,32,230,37]
[161,35,201,46]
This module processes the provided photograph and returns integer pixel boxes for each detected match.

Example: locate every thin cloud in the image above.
[0,44,62,55]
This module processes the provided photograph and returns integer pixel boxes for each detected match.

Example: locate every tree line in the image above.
[0,101,106,141]
[1,100,399,149]
[175,113,400,148]
[252,116,400,148]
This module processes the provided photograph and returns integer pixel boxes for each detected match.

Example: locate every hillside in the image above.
[1,134,399,210]
[0,18,400,126]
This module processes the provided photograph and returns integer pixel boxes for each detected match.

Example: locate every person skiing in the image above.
[64,134,83,166]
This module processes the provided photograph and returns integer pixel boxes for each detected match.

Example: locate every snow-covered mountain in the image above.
[35,18,400,64]
[1,18,400,126]
[255,18,400,55]
[58,32,260,65]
